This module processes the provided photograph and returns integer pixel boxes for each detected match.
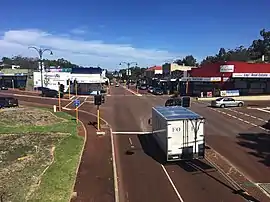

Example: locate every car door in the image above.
[222,98,230,107]
[227,98,237,107]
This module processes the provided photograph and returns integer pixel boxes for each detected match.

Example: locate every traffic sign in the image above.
[73,99,80,107]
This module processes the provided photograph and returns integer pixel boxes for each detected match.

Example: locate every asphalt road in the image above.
[102,86,247,202]
[1,88,270,202]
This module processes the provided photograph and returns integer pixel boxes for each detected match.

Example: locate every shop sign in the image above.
[181,77,221,82]
[207,92,212,97]
[220,65,234,73]
[232,73,270,78]
[220,90,240,97]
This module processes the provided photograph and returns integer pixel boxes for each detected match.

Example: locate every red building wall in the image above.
[190,61,270,77]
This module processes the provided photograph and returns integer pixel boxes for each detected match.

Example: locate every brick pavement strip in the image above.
[69,111,115,202]
[206,147,270,202]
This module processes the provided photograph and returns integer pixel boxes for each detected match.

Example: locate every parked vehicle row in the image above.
[0,86,8,90]
[0,97,19,108]
[139,85,164,95]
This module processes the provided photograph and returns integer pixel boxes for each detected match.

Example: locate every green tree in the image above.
[200,28,270,65]
[182,55,197,66]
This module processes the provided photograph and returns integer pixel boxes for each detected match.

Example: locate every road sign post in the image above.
[75,82,78,97]
[67,79,71,99]
[73,99,81,124]
[76,107,79,124]
[58,83,61,111]
[94,94,102,131]
[97,105,100,131]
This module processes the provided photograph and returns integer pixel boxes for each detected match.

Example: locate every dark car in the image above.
[139,84,147,90]
[153,88,163,95]
[36,87,50,91]
[165,98,182,107]
[0,97,19,108]
[0,86,8,90]
[41,89,63,98]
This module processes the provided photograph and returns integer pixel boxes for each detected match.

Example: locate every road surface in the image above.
[1,88,270,202]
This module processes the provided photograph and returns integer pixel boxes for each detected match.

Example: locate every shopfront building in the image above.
[186,61,270,96]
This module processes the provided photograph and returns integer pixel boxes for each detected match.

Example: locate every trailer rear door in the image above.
[167,120,184,161]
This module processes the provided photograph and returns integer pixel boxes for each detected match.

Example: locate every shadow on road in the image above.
[137,133,215,172]
[138,133,261,201]
[237,132,270,167]
[137,134,167,165]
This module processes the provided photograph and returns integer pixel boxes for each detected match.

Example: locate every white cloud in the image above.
[70,27,87,35]
[0,29,182,69]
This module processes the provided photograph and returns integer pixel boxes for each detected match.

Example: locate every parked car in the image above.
[0,97,19,108]
[153,88,164,95]
[0,86,8,90]
[115,83,119,87]
[35,87,50,91]
[139,84,147,90]
[165,97,182,107]
[148,86,154,93]
[211,97,244,108]
[41,89,63,98]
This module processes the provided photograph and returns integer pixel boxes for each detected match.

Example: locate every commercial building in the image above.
[0,65,31,89]
[185,61,270,96]
[162,63,197,77]
[33,67,109,94]
[144,66,163,78]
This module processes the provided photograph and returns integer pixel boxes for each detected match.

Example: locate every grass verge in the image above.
[0,107,84,202]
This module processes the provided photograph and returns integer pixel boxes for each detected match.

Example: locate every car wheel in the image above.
[238,103,243,107]
[220,104,225,108]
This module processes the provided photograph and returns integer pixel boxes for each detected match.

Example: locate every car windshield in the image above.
[216,97,223,101]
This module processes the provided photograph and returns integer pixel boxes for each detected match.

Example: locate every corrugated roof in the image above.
[146,66,162,71]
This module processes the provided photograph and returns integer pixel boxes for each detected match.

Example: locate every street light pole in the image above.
[28,46,53,88]
[119,62,137,86]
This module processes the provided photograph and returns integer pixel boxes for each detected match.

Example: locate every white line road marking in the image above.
[64,99,75,108]
[84,97,88,102]
[70,96,75,100]
[10,93,72,101]
[226,108,268,123]
[109,128,120,202]
[77,101,85,108]
[121,85,142,96]
[112,131,152,135]
[211,108,270,132]
[161,165,184,202]
[128,137,133,145]
[62,107,72,111]
[257,108,270,114]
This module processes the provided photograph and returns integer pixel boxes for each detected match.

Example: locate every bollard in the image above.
[53,105,57,112]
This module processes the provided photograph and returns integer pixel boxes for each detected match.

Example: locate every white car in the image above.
[148,86,154,93]
[211,97,244,108]
[115,83,119,87]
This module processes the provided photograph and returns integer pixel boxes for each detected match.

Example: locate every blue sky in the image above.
[0,0,270,69]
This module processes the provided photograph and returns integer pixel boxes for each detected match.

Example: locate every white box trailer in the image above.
[152,106,205,161]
